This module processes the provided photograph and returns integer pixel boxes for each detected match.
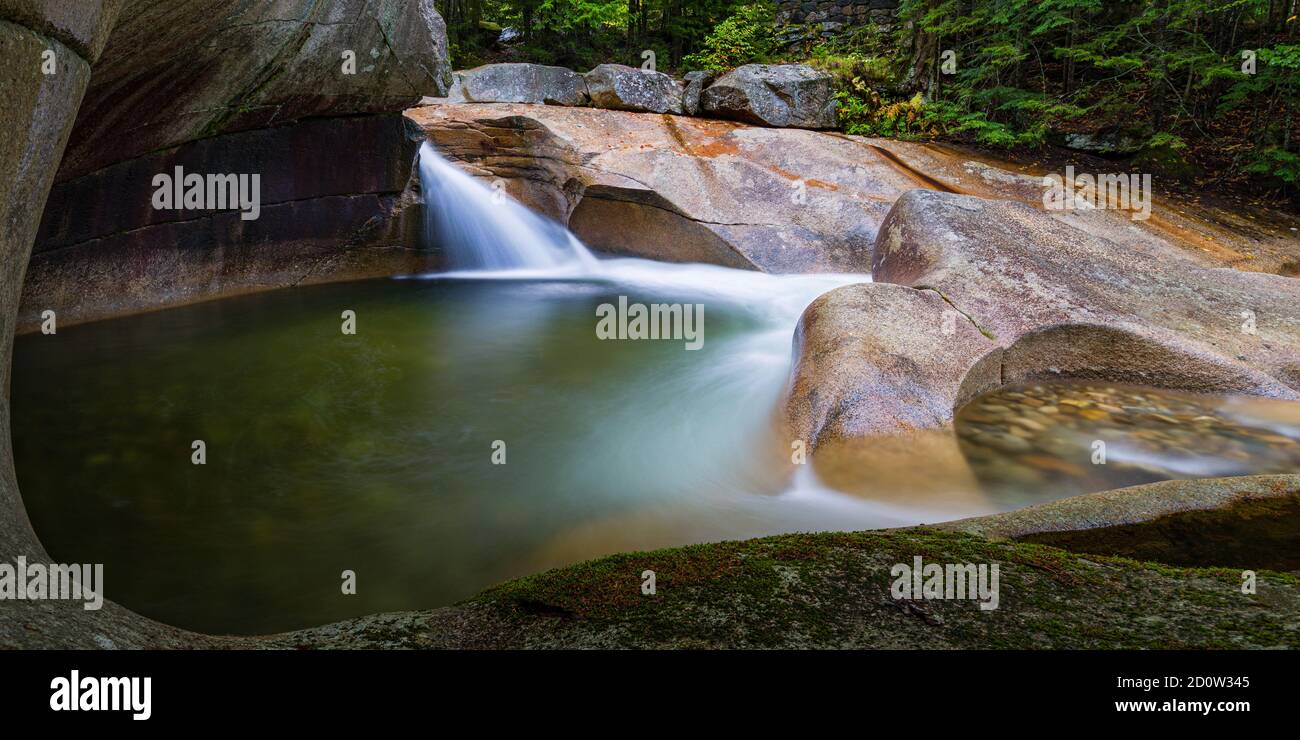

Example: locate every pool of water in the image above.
[13,265,889,634]
[15,270,1300,634]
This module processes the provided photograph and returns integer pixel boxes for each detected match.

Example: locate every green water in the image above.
[15,275,1300,635]
[12,274,892,634]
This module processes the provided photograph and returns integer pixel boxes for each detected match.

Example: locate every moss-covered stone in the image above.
[271,528,1300,649]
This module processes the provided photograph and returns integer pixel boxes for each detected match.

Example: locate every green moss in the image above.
[456,528,1299,649]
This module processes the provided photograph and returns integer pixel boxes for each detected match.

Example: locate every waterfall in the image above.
[419,142,597,272]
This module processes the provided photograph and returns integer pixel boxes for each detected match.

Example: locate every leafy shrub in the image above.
[682,3,775,71]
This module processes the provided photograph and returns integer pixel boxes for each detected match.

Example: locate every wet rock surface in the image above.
[20,114,433,333]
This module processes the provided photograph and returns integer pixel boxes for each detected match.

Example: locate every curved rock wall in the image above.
[0,0,202,649]
[57,0,452,180]
[17,0,454,333]
[1,0,452,648]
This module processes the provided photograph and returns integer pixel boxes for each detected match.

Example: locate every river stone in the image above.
[1058,130,1145,155]
[454,62,589,106]
[700,64,837,129]
[56,0,453,180]
[583,63,683,114]
[682,70,717,116]
[873,190,1300,398]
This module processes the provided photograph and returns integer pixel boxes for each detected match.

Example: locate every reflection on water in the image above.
[14,277,1300,635]
[956,382,1300,502]
[12,274,878,634]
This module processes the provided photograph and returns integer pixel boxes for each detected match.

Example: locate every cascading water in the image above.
[420,142,597,272]
[413,141,926,517]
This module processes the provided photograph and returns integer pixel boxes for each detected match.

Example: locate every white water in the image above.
[412,143,984,548]
[419,143,599,272]
[417,142,868,323]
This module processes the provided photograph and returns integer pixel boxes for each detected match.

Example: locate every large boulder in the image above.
[785,282,999,447]
[782,282,1000,507]
[873,190,1300,397]
[700,64,837,129]
[56,0,452,180]
[779,190,1300,509]
[450,62,588,106]
[583,63,683,114]
[682,70,718,116]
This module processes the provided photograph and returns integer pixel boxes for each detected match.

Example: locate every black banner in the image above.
[0,649,1287,726]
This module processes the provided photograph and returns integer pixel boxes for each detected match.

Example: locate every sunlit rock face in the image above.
[873,190,1300,398]
[410,103,922,273]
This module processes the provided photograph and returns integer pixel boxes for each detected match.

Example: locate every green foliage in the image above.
[837,86,943,139]
[681,3,776,71]
[1245,148,1300,184]
[884,0,1300,192]
[438,0,755,71]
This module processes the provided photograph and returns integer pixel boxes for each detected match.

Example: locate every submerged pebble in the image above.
[955,381,1300,501]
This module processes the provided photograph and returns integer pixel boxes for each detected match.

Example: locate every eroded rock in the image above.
[411,103,925,272]
[873,190,1300,397]
[785,282,1000,446]
[21,114,432,332]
